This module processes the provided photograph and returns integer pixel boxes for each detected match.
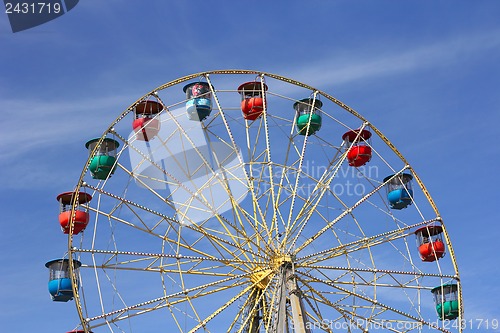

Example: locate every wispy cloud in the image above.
[284,29,500,88]
[3,28,499,190]
[0,94,132,162]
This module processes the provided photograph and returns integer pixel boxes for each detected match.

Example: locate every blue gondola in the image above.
[183,82,212,121]
[45,259,81,302]
[383,173,413,209]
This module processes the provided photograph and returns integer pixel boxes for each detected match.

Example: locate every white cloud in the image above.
[284,29,500,88]
[0,94,132,162]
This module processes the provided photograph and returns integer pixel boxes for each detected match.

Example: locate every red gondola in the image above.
[132,99,163,141]
[342,129,372,167]
[415,225,446,262]
[237,81,268,120]
[57,191,92,235]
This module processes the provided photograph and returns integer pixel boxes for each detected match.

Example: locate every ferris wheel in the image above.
[46,70,463,333]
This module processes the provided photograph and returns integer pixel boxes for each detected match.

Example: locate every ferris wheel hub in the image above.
[271,254,294,269]
[250,269,273,290]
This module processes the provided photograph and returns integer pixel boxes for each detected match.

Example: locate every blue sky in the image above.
[1,1,499,332]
